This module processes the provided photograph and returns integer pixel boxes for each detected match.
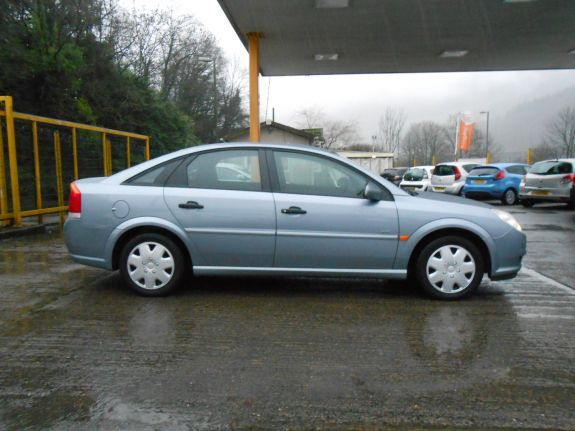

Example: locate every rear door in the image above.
[268,149,399,271]
[163,148,276,268]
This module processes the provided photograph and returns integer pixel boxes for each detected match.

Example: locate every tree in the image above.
[546,106,575,158]
[401,122,451,166]
[375,108,406,155]
[295,106,358,149]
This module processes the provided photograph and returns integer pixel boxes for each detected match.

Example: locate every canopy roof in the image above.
[217,0,575,76]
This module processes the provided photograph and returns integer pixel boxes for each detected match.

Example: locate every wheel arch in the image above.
[406,227,492,279]
[107,219,193,271]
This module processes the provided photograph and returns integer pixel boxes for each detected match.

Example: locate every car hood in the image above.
[413,191,492,209]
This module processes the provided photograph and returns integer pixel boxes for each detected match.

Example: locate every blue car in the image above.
[464,163,530,205]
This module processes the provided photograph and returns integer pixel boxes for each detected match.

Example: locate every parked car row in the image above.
[388,158,575,208]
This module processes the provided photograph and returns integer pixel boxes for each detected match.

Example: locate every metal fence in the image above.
[0,96,150,227]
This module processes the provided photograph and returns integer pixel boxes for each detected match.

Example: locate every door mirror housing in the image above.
[364,182,384,201]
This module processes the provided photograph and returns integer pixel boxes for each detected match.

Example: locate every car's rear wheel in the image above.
[415,236,484,300]
[501,188,517,205]
[120,233,185,296]
[521,199,534,208]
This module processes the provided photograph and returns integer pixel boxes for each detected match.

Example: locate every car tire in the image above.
[415,236,484,300]
[501,188,517,205]
[119,233,185,296]
[521,200,534,208]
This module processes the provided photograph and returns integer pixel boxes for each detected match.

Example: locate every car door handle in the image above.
[178,201,204,210]
[281,206,307,215]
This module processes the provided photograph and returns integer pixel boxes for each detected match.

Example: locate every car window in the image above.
[404,168,426,181]
[185,150,262,191]
[506,165,525,175]
[126,158,183,186]
[530,161,573,175]
[469,167,498,176]
[434,165,455,176]
[462,164,479,172]
[273,151,369,199]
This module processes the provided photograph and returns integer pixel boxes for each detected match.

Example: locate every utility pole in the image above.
[480,111,490,162]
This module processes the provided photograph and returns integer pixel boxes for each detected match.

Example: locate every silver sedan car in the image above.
[519,158,575,208]
[64,143,526,300]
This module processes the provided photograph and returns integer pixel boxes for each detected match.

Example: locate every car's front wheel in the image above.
[415,236,484,300]
[119,233,185,296]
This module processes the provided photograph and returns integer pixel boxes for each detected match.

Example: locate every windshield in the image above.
[404,168,426,181]
[469,167,499,176]
[530,161,573,175]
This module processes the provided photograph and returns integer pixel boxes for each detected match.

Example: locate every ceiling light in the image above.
[314,53,339,61]
[569,49,575,55]
[316,0,349,8]
[503,0,538,3]
[439,50,469,58]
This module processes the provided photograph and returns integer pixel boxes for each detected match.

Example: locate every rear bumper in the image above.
[464,183,505,200]
[431,182,464,195]
[519,186,573,202]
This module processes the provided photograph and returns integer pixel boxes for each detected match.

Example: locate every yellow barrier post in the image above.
[53,131,65,226]
[145,137,150,161]
[432,155,436,166]
[102,132,108,176]
[106,138,112,175]
[527,148,533,165]
[486,151,492,164]
[32,121,43,224]
[0,119,9,226]
[72,127,79,179]
[126,136,131,167]
[3,96,21,226]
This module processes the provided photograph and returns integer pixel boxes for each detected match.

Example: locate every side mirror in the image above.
[364,182,384,201]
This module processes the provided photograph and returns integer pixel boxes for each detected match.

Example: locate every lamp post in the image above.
[371,135,377,153]
[480,111,490,162]
[199,56,217,136]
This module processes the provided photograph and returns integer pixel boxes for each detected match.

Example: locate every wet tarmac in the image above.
[0,204,574,430]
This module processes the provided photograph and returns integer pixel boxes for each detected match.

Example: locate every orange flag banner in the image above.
[458,120,474,152]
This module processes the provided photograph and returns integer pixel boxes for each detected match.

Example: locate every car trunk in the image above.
[432,165,456,186]
[467,167,500,186]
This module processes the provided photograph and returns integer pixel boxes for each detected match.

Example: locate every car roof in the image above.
[474,162,528,169]
[102,142,410,196]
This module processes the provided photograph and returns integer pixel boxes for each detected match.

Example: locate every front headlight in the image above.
[493,209,522,232]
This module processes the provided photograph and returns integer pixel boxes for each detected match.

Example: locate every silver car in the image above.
[519,158,575,208]
[431,162,480,195]
[64,143,526,300]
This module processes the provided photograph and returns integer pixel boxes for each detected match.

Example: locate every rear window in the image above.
[462,164,479,172]
[469,167,499,176]
[434,165,455,176]
[530,161,573,175]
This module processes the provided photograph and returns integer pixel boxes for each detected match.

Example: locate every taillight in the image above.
[453,166,461,181]
[560,174,575,185]
[494,170,506,181]
[69,182,81,218]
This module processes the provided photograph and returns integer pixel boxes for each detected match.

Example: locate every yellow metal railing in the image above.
[0,96,150,227]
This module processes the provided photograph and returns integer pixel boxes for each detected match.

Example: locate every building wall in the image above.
[227,127,311,145]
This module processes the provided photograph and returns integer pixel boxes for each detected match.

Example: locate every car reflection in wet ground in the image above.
[0,204,574,430]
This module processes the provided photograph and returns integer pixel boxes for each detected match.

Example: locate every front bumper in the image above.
[489,227,526,281]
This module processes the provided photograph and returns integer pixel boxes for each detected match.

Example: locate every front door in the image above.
[269,150,399,271]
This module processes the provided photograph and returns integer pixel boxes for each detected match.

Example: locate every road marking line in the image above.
[521,267,575,295]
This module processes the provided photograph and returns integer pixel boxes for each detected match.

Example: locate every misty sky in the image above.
[120,0,575,150]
